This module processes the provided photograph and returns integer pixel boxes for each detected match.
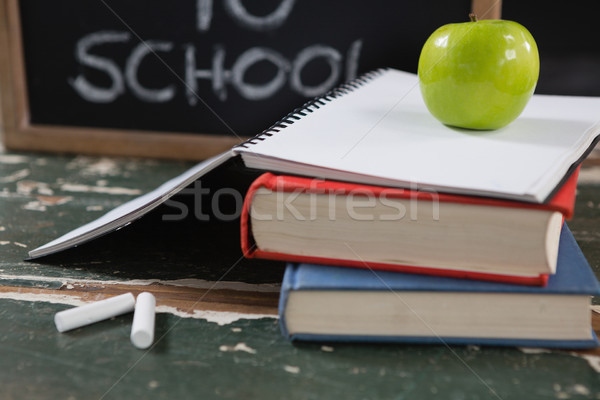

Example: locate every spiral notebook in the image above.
[29,68,600,258]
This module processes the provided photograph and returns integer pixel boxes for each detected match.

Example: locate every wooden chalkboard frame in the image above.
[0,0,500,160]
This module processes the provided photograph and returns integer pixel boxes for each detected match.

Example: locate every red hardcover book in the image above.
[241,168,580,286]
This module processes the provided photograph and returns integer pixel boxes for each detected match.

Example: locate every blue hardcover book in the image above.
[279,223,600,348]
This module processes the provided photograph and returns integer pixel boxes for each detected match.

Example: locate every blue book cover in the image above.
[279,223,600,348]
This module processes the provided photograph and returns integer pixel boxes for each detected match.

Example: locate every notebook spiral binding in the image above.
[236,68,388,149]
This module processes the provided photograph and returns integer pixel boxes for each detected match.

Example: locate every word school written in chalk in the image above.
[69,0,363,104]
[70,36,363,104]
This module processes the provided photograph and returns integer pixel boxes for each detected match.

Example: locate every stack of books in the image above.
[237,69,600,348]
[28,69,600,348]
[241,172,599,348]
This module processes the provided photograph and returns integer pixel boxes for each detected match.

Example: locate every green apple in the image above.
[418,14,539,130]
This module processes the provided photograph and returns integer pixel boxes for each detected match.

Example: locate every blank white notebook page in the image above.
[238,69,600,202]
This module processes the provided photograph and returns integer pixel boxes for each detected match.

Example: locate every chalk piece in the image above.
[54,293,135,333]
[130,292,156,349]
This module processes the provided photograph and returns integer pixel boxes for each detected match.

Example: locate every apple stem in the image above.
[469,13,478,22]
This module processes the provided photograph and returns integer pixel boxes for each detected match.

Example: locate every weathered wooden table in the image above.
[1,150,599,399]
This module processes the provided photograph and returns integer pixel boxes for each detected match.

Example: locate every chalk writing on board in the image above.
[197,0,297,32]
[69,31,130,103]
[68,0,362,105]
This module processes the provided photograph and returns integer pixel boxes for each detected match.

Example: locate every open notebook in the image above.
[29,68,600,258]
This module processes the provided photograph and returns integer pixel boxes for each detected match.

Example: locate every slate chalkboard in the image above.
[19,0,471,135]
[20,1,600,157]
[502,0,600,97]
[3,0,504,159]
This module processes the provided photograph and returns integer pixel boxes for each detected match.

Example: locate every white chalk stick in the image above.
[130,292,156,349]
[54,293,135,333]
